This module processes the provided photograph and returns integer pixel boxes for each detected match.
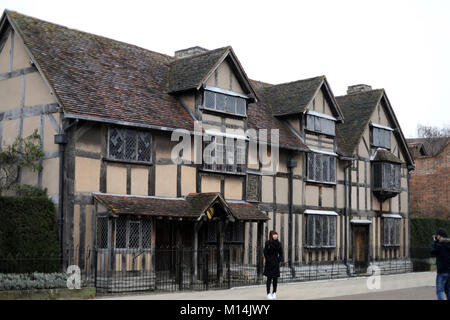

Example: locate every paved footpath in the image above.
[98,271,437,300]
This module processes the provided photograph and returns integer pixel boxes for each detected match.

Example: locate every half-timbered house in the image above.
[0,10,415,291]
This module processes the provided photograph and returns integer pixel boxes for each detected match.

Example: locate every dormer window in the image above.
[371,123,392,149]
[305,112,335,136]
[203,88,247,116]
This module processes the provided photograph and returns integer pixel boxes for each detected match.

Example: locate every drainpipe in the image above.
[287,157,297,278]
[54,118,78,269]
[343,157,354,276]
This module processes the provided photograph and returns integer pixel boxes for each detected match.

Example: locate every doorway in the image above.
[352,224,370,273]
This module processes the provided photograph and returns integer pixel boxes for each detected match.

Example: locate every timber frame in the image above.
[0,10,416,284]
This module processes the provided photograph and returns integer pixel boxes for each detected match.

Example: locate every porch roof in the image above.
[93,192,269,222]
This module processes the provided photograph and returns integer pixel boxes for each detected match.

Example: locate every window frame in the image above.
[306,152,337,185]
[107,126,152,165]
[202,136,247,175]
[372,161,401,192]
[203,89,247,117]
[96,216,109,250]
[305,214,337,249]
[246,174,261,202]
[112,216,153,251]
[225,222,245,244]
[382,217,401,247]
[305,113,336,136]
[371,125,391,149]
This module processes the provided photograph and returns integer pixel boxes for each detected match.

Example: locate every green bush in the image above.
[15,184,48,197]
[0,272,69,290]
[0,195,60,272]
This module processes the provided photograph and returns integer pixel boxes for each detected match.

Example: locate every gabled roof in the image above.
[3,10,194,132]
[1,10,308,151]
[407,137,450,158]
[336,89,415,168]
[335,89,384,156]
[168,46,257,100]
[93,192,269,221]
[246,79,308,151]
[168,47,229,93]
[257,76,344,121]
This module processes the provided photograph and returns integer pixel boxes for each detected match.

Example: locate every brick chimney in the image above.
[347,84,372,94]
[175,46,208,58]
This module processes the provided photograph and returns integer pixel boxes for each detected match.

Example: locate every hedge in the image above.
[410,217,450,260]
[0,195,60,272]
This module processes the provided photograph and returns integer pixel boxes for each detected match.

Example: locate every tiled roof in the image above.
[407,137,450,158]
[6,10,194,131]
[93,192,269,221]
[168,47,229,93]
[372,148,403,164]
[257,76,324,116]
[247,98,309,151]
[246,79,309,151]
[3,10,318,152]
[335,89,384,156]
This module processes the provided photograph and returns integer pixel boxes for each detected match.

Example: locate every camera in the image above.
[432,234,438,241]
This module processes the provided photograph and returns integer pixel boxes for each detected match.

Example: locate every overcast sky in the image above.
[1,0,449,138]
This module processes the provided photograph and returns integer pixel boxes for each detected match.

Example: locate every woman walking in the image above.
[263,230,283,299]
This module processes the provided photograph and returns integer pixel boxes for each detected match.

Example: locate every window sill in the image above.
[373,188,401,193]
[200,168,247,176]
[200,107,247,118]
[305,180,337,186]
[113,248,152,251]
[305,129,336,138]
[304,246,336,250]
[370,144,391,151]
[104,157,152,166]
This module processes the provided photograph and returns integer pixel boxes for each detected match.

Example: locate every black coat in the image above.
[263,240,283,278]
[431,237,450,274]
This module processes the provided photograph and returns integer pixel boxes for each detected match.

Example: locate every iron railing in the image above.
[0,245,436,295]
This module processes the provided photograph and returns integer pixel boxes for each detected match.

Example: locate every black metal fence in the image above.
[0,245,436,295]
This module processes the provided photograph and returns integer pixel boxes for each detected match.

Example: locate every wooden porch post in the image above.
[108,217,116,291]
[193,219,203,280]
[217,219,225,283]
[257,221,264,282]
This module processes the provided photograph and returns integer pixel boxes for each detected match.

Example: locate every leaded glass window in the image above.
[383,218,401,247]
[307,153,337,184]
[306,114,335,136]
[109,216,153,250]
[203,90,246,116]
[305,214,337,248]
[203,136,246,174]
[373,162,401,191]
[109,127,151,163]
[97,217,109,249]
[372,127,391,149]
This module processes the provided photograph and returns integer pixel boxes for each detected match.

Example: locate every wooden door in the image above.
[353,225,369,273]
